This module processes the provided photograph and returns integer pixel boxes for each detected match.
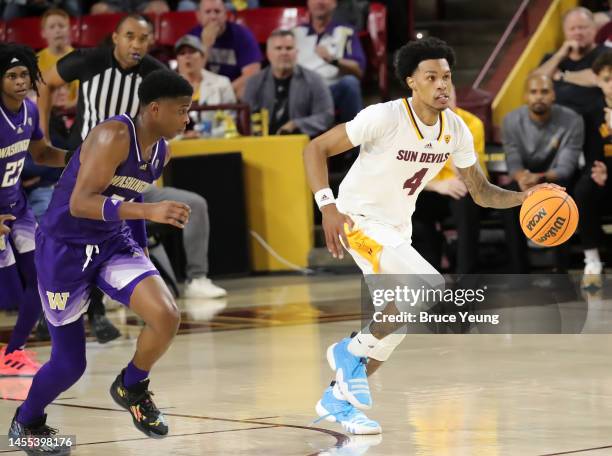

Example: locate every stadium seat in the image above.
[234,7,308,44]
[70,17,81,47]
[5,17,46,50]
[78,13,125,47]
[158,11,198,47]
[0,21,5,43]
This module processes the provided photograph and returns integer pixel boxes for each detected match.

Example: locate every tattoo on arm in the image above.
[458,163,525,209]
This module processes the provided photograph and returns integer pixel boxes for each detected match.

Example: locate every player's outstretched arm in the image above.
[303,124,355,259]
[38,65,68,140]
[457,162,565,209]
[69,122,191,228]
[28,139,67,167]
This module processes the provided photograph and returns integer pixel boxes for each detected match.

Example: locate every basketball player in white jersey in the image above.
[305,37,562,434]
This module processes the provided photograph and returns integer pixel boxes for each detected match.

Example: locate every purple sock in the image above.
[123,361,149,388]
[18,318,86,425]
[6,252,43,354]
[0,266,22,312]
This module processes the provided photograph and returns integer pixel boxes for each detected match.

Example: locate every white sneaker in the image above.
[581,261,603,289]
[183,277,227,299]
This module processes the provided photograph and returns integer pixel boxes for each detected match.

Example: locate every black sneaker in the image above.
[8,409,71,455]
[90,314,121,344]
[35,316,50,342]
[109,371,168,438]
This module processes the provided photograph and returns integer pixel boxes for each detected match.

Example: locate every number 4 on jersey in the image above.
[403,167,428,195]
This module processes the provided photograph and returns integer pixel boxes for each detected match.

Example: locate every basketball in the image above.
[519,188,579,247]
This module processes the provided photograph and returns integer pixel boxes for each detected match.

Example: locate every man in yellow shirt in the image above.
[412,87,487,273]
[37,8,78,106]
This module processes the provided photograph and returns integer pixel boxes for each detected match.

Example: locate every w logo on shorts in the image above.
[46,291,70,310]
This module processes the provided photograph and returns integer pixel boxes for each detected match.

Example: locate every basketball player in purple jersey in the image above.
[9,69,193,452]
[0,44,67,377]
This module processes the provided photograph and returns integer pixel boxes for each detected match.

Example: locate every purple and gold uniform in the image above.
[0,98,42,272]
[36,114,166,326]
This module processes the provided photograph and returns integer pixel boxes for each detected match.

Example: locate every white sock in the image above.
[584,249,601,264]
[347,331,380,357]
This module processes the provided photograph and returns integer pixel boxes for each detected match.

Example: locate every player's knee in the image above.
[155,297,180,336]
[53,351,87,384]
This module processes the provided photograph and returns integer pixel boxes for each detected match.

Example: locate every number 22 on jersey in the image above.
[1,158,25,188]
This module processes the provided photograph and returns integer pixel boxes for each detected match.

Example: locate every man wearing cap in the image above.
[175,34,236,123]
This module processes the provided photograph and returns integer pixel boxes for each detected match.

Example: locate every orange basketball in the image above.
[519,188,579,247]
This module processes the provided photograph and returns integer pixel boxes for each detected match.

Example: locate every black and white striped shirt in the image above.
[56,46,166,149]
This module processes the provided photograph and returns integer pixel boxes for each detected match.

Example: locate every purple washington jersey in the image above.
[40,114,167,245]
[0,98,43,276]
[36,114,165,326]
[0,98,43,211]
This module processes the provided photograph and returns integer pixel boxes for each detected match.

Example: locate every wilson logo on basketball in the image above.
[519,188,578,247]
[535,216,567,244]
[526,208,547,232]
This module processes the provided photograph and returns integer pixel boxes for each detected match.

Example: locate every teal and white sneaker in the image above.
[327,337,372,410]
[315,386,381,435]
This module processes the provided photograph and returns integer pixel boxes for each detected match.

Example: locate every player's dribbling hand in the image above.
[145,201,191,229]
[0,214,16,236]
[524,182,566,199]
[321,205,353,260]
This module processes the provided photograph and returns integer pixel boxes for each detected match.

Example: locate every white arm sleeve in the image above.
[451,116,478,168]
[345,103,395,147]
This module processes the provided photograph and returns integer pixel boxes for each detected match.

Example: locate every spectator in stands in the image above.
[175,34,236,136]
[501,73,583,273]
[243,29,333,138]
[22,8,77,222]
[176,34,235,106]
[188,0,262,99]
[534,6,605,115]
[2,0,79,21]
[411,86,486,274]
[293,0,366,124]
[574,50,611,288]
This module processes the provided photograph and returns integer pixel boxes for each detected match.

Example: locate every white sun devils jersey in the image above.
[337,97,477,228]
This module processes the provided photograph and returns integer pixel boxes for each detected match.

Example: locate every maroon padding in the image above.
[157,11,198,47]
[5,17,46,50]
[77,13,125,48]
[234,7,308,43]
[596,21,612,44]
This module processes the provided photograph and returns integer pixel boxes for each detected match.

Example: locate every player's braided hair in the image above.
[0,43,43,95]
[394,37,456,88]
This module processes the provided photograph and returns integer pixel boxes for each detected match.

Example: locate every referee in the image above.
[38,14,165,149]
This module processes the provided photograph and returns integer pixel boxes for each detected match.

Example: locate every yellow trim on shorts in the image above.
[344,225,383,273]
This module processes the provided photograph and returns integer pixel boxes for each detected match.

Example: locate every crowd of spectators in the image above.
[1,1,612,290]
